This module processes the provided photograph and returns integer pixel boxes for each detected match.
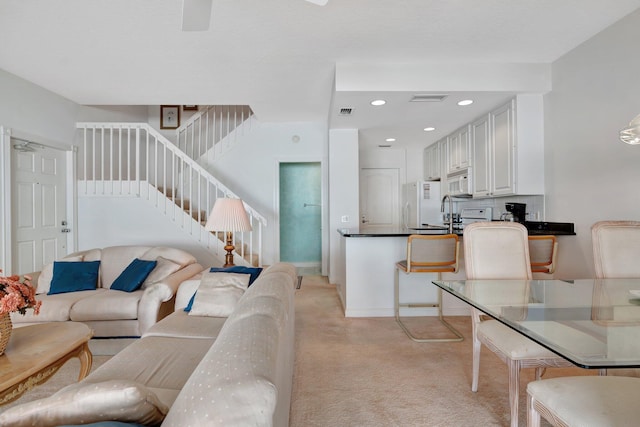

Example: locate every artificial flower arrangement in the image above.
[0,270,41,316]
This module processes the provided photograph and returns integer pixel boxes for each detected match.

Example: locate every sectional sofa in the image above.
[11,245,204,337]
[0,262,297,427]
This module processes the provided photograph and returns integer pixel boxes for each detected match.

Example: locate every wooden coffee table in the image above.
[0,322,93,404]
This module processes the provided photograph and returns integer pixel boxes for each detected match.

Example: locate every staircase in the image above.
[76,120,265,267]
[177,105,255,165]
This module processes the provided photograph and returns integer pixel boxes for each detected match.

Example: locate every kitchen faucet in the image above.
[441,194,454,234]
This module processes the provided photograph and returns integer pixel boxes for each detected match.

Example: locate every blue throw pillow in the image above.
[111,259,157,292]
[184,266,263,312]
[48,261,101,295]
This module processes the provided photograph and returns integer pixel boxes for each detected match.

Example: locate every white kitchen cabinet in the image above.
[471,95,544,198]
[423,140,443,180]
[446,125,471,174]
[471,114,491,197]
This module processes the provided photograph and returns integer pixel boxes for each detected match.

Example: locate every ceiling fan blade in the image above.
[182,0,213,31]
[304,0,328,5]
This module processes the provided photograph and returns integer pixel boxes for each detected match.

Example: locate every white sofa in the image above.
[0,262,297,427]
[11,246,203,337]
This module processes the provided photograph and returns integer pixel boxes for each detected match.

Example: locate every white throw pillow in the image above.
[189,272,251,317]
[0,379,169,427]
[141,256,181,288]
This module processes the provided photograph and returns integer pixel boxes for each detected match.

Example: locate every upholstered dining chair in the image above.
[463,222,573,427]
[592,220,640,278]
[394,234,463,342]
[527,376,640,427]
[525,221,640,426]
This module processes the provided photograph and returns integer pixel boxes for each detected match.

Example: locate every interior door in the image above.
[12,142,68,275]
[359,168,399,228]
[279,162,322,273]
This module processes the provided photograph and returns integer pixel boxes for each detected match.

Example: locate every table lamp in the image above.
[205,198,252,267]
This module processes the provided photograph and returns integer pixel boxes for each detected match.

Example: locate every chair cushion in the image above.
[477,319,561,359]
[528,376,640,426]
[111,259,157,292]
[70,290,142,321]
[48,261,101,295]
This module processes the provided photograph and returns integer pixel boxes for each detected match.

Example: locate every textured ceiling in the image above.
[1,0,639,148]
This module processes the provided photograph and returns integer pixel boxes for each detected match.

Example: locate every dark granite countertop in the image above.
[338,221,576,237]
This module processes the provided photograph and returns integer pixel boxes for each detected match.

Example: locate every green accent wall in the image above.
[279,162,321,263]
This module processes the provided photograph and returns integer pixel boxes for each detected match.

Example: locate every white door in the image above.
[359,168,399,228]
[12,143,68,275]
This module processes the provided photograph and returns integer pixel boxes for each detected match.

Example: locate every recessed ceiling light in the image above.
[457,99,473,106]
[385,138,396,142]
[423,127,436,132]
[371,99,386,106]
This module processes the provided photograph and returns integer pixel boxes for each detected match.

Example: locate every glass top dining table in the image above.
[432,278,640,369]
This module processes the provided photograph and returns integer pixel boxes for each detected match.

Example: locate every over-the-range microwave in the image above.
[447,170,472,197]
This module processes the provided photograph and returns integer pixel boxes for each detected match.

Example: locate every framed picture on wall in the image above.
[183,105,198,111]
[160,105,180,129]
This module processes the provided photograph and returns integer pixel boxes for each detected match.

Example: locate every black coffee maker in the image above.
[504,202,526,223]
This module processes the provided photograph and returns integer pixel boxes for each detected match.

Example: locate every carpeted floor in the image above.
[2,275,597,426]
[289,275,595,427]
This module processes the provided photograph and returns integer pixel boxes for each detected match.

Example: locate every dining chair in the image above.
[394,234,464,342]
[527,376,640,427]
[463,222,573,427]
[528,236,558,275]
[592,220,640,278]
[524,221,640,426]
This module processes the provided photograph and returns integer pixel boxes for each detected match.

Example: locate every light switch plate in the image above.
[341,215,349,223]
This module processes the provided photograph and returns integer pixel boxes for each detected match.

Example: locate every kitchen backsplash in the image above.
[455,195,545,221]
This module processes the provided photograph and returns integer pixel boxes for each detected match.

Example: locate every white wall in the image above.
[0,69,78,146]
[545,9,640,278]
[328,129,359,286]
[207,121,328,266]
[77,196,219,268]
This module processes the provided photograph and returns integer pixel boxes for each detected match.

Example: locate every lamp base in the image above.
[224,231,235,267]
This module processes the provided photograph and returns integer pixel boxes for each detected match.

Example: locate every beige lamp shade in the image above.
[205,198,252,232]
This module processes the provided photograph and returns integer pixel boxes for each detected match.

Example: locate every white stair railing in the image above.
[177,105,255,163]
[75,122,265,267]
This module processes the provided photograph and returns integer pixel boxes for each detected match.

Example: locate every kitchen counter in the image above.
[338,221,576,237]
[338,226,460,237]
[335,222,575,318]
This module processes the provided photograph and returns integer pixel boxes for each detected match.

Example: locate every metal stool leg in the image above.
[394,267,464,343]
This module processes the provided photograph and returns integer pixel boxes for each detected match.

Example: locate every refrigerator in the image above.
[402,180,443,229]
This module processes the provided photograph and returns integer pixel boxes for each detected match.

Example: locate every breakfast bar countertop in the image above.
[338,222,576,237]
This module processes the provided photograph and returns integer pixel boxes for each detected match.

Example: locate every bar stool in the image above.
[394,234,463,342]
[528,235,558,274]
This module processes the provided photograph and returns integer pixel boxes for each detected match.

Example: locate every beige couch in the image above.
[11,246,203,337]
[0,263,297,427]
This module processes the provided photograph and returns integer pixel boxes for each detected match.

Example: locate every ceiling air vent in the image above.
[410,94,448,102]
[339,107,353,115]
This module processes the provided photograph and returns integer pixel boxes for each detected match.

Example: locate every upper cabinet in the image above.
[446,125,472,175]
[423,139,444,180]
[472,95,544,198]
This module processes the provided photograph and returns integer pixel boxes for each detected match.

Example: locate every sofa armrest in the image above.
[137,263,204,335]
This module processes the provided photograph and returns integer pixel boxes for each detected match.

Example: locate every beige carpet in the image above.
[290,276,595,427]
[2,276,597,426]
